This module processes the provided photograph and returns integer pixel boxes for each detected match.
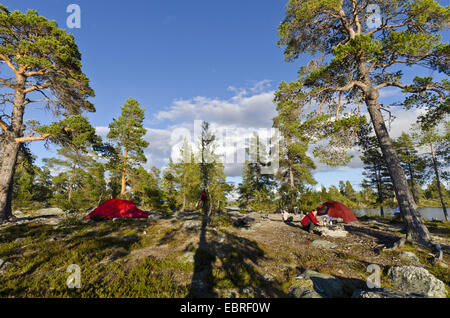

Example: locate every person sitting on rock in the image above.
[301,209,320,233]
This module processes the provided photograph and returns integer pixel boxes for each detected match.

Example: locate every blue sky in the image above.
[1,0,447,191]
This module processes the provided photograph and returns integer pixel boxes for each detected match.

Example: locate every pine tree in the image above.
[277,0,449,246]
[238,132,277,211]
[80,163,107,208]
[273,89,316,211]
[360,136,394,216]
[0,6,94,221]
[174,138,201,211]
[107,97,149,198]
[393,132,427,204]
[413,122,449,221]
[238,160,256,208]
[130,166,162,209]
[197,121,226,221]
[162,158,179,213]
[12,146,36,209]
[41,115,103,208]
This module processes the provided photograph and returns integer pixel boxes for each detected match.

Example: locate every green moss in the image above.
[336,252,362,262]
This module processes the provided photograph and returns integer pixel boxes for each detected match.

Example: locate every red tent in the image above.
[317,201,358,223]
[86,199,149,220]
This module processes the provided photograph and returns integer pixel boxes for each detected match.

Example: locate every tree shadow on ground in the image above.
[344,224,400,246]
[425,224,450,238]
[283,221,302,229]
[164,211,288,298]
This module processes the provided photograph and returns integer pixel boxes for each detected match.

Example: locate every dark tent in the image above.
[85,199,149,220]
[317,201,358,223]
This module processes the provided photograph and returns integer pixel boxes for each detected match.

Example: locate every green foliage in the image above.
[107,97,149,196]
[238,132,277,211]
[175,139,202,210]
[333,34,382,61]
[196,121,227,214]
[307,114,366,167]
[393,132,428,203]
[0,6,94,113]
[12,147,52,210]
[130,166,164,210]
[162,159,179,212]
[108,97,149,167]
[40,116,106,210]
[272,91,317,211]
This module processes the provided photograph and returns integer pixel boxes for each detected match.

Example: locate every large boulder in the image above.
[387,266,447,298]
[311,239,338,249]
[295,270,346,298]
[352,288,428,298]
[289,286,323,298]
[13,210,27,218]
[247,212,262,223]
[233,215,260,228]
[316,227,348,238]
[398,251,420,262]
[35,207,64,216]
[178,252,195,264]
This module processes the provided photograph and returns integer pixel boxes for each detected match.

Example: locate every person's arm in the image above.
[310,213,320,225]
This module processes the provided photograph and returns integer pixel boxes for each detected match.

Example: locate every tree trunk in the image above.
[375,167,384,217]
[289,165,294,189]
[121,147,128,198]
[365,94,433,246]
[0,139,20,221]
[182,173,187,211]
[408,163,417,204]
[430,142,448,221]
[68,162,77,203]
[0,73,26,222]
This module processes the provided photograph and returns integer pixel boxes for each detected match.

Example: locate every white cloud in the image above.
[155,81,277,129]
[378,87,403,99]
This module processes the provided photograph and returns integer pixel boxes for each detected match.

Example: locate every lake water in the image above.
[353,207,448,221]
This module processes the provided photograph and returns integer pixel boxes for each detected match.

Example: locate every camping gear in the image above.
[316,201,358,223]
[85,198,149,220]
[282,211,293,223]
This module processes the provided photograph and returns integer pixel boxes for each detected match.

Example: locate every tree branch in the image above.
[24,97,48,106]
[336,91,343,120]
[318,94,327,116]
[23,81,51,94]
[0,77,15,89]
[24,68,53,77]
[0,53,18,73]
[15,134,51,143]
[352,0,362,35]
[320,80,367,94]
[0,118,9,133]
[338,1,356,38]
[375,82,446,99]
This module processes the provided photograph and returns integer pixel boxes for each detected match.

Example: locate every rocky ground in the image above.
[0,208,449,298]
